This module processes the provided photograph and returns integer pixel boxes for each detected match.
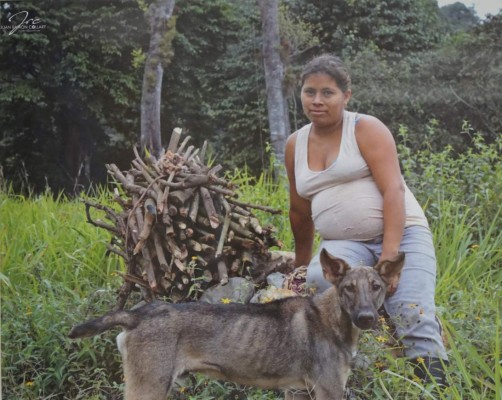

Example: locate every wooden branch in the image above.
[84,202,122,236]
[106,243,129,261]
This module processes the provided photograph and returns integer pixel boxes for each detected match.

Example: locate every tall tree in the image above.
[258,0,290,168]
[141,0,176,157]
[0,0,146,193]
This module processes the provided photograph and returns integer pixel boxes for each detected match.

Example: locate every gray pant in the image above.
[307,225,448,361]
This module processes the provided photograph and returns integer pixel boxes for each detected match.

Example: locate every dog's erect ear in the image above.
[320,248,351,285]
[374,252,405,284]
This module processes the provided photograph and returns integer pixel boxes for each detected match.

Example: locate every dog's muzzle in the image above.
[355,311,376,330]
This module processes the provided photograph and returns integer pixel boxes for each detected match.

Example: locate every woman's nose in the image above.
[312,92,323,104]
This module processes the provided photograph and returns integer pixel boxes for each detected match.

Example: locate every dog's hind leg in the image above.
[123,362,177,400]
[120,337,179,400]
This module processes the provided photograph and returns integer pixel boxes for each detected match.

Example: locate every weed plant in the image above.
[1,127,500,399]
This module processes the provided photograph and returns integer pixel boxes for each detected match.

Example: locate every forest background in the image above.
[1,1,501,399]
[1,0,501,193]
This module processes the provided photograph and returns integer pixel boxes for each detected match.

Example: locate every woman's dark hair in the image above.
[300,54,351,92]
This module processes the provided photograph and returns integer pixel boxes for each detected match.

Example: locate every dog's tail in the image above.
[68,310,139,339]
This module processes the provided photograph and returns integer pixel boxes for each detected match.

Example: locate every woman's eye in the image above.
[322,90,334,96]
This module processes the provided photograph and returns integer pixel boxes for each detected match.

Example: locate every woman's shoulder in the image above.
[354,113,392,138]
[286,123,311,146]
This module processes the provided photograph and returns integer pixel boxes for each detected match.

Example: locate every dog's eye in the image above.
[344,284,356,293]
[371,283,381,291]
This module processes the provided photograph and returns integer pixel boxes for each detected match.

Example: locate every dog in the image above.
[68,249,404,400]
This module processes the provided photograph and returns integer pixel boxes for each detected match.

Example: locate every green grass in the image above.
[1,133,501,399]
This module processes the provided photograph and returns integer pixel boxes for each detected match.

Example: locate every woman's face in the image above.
[300,73,351,128]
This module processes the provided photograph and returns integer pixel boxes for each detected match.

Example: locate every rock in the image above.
[200,277,255,304]
[266,272,286,288]
[250,287,298,304]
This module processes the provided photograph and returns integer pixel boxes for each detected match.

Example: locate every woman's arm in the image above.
[356,115,406,263]
[285,133,315,267]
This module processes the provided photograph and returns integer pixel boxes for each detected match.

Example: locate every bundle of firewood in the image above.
[84,128,286,309]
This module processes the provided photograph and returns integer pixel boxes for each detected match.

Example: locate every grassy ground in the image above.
[1,133,501,399]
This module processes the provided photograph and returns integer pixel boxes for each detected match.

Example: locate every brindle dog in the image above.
[68,249,404,400]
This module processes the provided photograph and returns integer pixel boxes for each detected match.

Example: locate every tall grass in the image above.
[1,129,501,399]
[1,188,125,399]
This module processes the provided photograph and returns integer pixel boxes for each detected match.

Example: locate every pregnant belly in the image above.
[311,178,384,241]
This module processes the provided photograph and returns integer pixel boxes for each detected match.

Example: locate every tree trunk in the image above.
[140,0,176,158]
[258,0,290,170]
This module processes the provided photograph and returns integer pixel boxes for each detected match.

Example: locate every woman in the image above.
[284,54,448,388]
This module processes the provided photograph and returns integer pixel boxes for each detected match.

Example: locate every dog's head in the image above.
[320,249,405,330]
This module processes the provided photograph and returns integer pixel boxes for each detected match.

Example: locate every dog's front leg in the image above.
[313,381,345,400]
[284,389,314,400]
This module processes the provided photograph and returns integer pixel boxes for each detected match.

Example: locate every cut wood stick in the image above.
[139,247,157,291]
[173,258,186,273]
[153,231,170,273]
[194,227,215,242]
[127,211,140,243]
[133,146,159,176]
[170,188,196,206]
[177,135,192,154]
[230,258,241,273]
[182,145,194,161]
[196,256,208,268]
[229,220,255,239]
[188,191,200,223]
[187,147,200,162]
[201,243,215,255]
[167,127,182,152]
[200,187,220,229]
[216,211,231,259]
[188,239,202,252]
[229,236,256,249]
[217,260,229,285]
[117,272,150,288]
[107,164,157,199]
[164,236,182,259]
[249,217,263,235]
[206,185,235,196]
[160,171,175,217]
[134,198,157,255]
[165,223,175,236]
[199,140,208,162]
[131,159,163,201]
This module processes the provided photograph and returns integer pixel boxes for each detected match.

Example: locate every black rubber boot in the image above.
[412,357,449,398]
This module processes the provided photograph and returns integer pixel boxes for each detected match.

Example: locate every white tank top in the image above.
[294,110,428,241]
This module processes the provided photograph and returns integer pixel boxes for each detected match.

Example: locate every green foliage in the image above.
[287,0,443,55]
[398,123,502,231]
